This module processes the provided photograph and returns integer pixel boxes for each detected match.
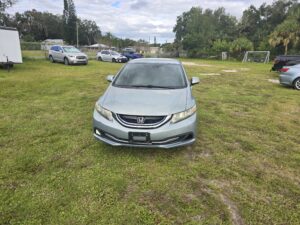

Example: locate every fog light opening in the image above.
[95,129,101,136]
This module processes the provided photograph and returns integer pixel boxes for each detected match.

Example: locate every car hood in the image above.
[67,52,86,57]
[101,86,187,116]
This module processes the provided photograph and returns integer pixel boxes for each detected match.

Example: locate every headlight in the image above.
[68,55,75,58]
[171,105,196,123]
[95,102,113,121]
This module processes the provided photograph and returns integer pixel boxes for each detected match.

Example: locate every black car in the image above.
[271,55,300,71]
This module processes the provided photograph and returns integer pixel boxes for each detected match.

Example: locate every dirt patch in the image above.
[222,69,237,73]
[268,79,279,84]
[219,193,244,225]
[240,68,250,71]
[198,73,221,76]
[182,62,212,67]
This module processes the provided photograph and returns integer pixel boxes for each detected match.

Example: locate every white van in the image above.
[0,26,22,68]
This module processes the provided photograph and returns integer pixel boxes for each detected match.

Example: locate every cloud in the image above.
[7,0,274,43]
[130,0,149,10]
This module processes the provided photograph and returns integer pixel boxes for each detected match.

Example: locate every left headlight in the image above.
[171,105,197,123]
[68,55,75,58]
[95,102,113,121]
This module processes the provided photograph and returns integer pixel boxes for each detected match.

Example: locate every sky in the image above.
[7,0,275,43]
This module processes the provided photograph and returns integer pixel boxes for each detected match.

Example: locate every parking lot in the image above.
[0,54,299,224]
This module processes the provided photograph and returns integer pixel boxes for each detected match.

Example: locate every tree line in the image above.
[0,0,146,48]
[0,0,101,46]
[173,0,300,57]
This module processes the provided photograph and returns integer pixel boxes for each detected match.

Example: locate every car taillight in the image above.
[279,68,289,72]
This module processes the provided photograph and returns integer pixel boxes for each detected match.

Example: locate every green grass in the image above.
[0,53,299,225]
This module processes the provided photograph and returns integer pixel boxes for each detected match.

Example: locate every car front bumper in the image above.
[116,58,128,63]
[279,74,293,86]
[69,58,88,64]
[93,110,197,148]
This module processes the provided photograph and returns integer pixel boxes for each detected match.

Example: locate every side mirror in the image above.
[106,75,115,82]
[190,77,200,86]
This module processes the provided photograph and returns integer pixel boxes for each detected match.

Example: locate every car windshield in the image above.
[111,51,119,55]
[63,47,81,53]
[113,63,187,89]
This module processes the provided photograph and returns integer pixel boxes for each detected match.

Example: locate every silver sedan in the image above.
[93,58,200,148]
[279,64,300,90]
[96,50,128,63]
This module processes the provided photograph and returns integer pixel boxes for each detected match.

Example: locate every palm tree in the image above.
[269,19,300,55]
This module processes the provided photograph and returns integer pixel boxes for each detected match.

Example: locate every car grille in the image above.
[115,114,171,128]
[76,56,86,59]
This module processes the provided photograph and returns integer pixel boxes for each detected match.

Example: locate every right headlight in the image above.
[95,102,113,121]
[171,105,197,123]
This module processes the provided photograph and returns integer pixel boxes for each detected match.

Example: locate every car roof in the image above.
[128,58,181,65]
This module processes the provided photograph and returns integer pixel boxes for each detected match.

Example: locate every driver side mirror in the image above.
[106,75,115,82]
[190,77,200,86]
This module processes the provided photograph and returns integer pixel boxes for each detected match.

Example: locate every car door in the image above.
[57,46,64,62]
[107,51,113,62]
[51,46,59,61]
[103,51,110,61]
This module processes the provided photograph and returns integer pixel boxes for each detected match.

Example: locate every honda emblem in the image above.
[137,117,145,124]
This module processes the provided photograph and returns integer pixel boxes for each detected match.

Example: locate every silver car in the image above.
[96,50,128,63]
[93,58,199,148]
[49,45,88,65]
[279,64,300,90]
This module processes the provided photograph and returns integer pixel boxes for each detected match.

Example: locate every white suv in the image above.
[49,45,88,65]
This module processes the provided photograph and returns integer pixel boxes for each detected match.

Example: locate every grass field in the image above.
[0,53,299,225]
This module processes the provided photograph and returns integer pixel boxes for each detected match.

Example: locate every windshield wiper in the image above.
[129,85,177,89]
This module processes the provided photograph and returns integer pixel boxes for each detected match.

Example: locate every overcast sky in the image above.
[7,0,274,43]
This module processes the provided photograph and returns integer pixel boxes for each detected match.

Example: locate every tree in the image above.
[230,37,254,53]
[173,7,238,57]
[78,19,101,45]
[0,0,15,12]
[269,18,300,55]
[63,0,77,44]
[212,39,231,53]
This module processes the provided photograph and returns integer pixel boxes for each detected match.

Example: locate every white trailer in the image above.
[0,26,23,68]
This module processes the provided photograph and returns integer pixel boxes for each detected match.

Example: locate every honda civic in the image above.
[93,58,199,148]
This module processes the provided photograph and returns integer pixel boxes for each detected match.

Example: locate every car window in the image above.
[111,51,119,55]
[113,63,187,89]
[62,46,81,53]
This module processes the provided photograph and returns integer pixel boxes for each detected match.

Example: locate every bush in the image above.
[21,42,41,50]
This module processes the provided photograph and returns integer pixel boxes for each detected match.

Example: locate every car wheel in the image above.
[64,57,69,65]
[98,56,102,61]
[293,78,300,90]
[49,55,55,63]
[112,58,116,63]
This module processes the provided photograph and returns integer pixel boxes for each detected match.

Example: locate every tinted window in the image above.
[51,46,56,51]
[113,63,186,89]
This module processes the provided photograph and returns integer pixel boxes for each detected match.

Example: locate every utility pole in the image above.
[76,20,79,48]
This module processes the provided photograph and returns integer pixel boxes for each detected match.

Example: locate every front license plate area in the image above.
[129,132,150,143]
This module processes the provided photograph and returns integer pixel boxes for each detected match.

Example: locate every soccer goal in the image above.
[242,51,270,63]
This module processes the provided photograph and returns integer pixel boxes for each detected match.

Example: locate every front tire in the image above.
[49,55,55,63]
[112,58,116,63]
[64,57,69,65]
[98,56,102,61]
[293,78,300,90]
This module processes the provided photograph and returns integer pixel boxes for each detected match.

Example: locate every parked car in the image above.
[271,55,300,71]
[96,50,128,63]
[122,50,143,60]
[48,45,88,65]
[0,26,22,69]
[279,64,300,90]
[93,58,200,148]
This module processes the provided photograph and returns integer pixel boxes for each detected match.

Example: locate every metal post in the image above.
[76,21,79,48]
